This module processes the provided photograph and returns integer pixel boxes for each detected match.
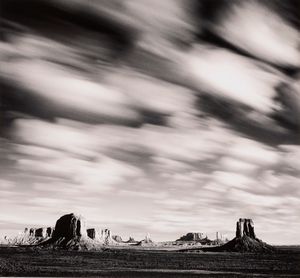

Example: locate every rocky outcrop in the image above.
[125,237,138,244]
[112,235,123,243]
[51,213,87,240]
[137,233,154,246]
[177,232,204,241]
[40,213,98,250]
[29,228,35,236]
[102,229,118,245]
[35,228,47,238]
[236,218,255,238]
[6,226,50,246]
[46,227,54,237]
[86,228,118,245]
[102,229,111,241]
[87,228,97,239]
[1,214,127,249]
[202,218,275,253]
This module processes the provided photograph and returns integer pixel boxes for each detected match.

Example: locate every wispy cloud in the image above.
[0,0,299,244]
[213,1,300,67]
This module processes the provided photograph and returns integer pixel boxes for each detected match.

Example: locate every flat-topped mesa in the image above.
[177,232,204,241]
[51,213,87,240]
[86,228,118,245]
[35,227,47,238]
[39,214,104,250]
[236,218,256,239]
[87,228,97,240]
[86,228,103,240]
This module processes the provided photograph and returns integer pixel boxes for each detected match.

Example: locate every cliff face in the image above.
[87,228,97,240]
[39,213,123,249]
[4,226,52,246]
[39,213,99,250]
[203,218,275,253]
[52,213,87,240]
[86,228,118,245]
[112,235,123,243]
[236,218,256,238]
[2,213,134,249]
[177,232,204,241]
[46,227,54,237]
[35,228,47,238]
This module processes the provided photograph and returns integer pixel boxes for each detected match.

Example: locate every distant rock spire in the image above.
[236,218,256,239]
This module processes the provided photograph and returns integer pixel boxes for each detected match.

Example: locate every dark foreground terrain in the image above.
[0,246,299,277]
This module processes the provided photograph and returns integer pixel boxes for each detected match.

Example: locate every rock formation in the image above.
[51,213,87,240]
[46,227,54,237]
[145,233,152,243]
[29,228,35,236]
[35,228,47,238]
[236,218,256,238]
[177,232,204,241]
[125,237,137,244]
[40,213,98,250]
[102,229,118,245]
[5,226,50,246]
[137,233,155,246]
[112,235,123,243]
[86,228,118,245]
[202,218,275,253]
[86,228,97,239]
[0,214,125,249]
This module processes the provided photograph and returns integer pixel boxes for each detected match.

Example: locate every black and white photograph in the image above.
[0,0,299,277]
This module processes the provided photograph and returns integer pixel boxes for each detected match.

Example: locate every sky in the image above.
[0,0,299,244]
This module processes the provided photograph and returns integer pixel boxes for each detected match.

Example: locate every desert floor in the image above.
[0,246,299,277]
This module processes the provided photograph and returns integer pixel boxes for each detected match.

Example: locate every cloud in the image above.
[105,69,196,115]
[212,171,254,190]
[155,199,194,210]
[125,0,194,46]
[12,119,98,158]
[228,138,280,166]
[218,157,258,174]
[17,155,143,193]
[0,0,299,244]
[29,197,73,208]
[4,59,140,124]
[213,1,300,67]
[0,180,15,189]
[118,189,168,200]
[73,156,144,191]
[186,45,283,113]
[151,156,192,172]
[280,145,300,172]
[228,188,285,208]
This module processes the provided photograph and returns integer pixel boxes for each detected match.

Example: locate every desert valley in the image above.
[1,0,300,277]
[0,213,299,277]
